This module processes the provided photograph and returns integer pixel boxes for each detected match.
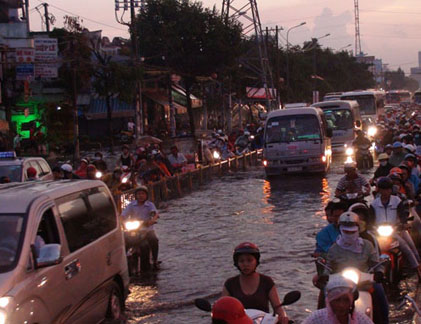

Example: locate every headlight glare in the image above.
[125,220,141,231]
[377,225,394,237]
[342,268,360,284]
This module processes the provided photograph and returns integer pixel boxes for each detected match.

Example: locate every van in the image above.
[311,100,361,154]
[0,180,129,323]
[263,107,332,175]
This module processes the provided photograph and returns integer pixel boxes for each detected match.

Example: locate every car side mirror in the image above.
[32,244,63,269]
[326,128,333,138]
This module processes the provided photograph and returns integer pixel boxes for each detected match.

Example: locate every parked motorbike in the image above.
[194,290,301,324]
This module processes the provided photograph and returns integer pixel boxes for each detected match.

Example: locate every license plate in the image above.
[287,167,302,172]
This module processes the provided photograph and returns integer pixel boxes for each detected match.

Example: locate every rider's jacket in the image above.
[315,224,340,254]
[370,195,404,225]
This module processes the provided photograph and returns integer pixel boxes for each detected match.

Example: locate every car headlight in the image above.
[367,126,377,137]
[124,220,141,231]
[0,310,6,324]
[342,268,360,284]
[345,147,354,156]
[377,225,394,237]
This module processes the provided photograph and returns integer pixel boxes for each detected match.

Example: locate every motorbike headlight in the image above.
[342,268,360,284]
[367,126,377,137]
[213,151,220,159]
[249,135,255,140]
[125,220,141,231]
[95,171,103,179]
[0,297,10,308]
[377,225,394,237]
[263,160,268,167]
[345,147,354,156]
[121,177,128,184]
[345,156,354,164]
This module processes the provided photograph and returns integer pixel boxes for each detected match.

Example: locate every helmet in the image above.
[87,164,96,172]
[378,153,389,161]
[405,153,416,161]
[135,185,148,196]
[243,131,251,136]
[211,297,253,324]
[389,167,403,175]
[233,242,260,268]
[326,274,355,292]
[338,211,359,229]
[61,163,73,173]
[348,202,370,223]
[27,167,37,178]
[398,163,411,173]
[404,144,416,153]
[377,176,393,189]
[80,158,89,165]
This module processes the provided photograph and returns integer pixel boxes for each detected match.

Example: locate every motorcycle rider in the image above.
[389,142,406,167]
[303,274,373,324]
[370,153,393,184]
[211,296,252,324]
[370,176,421,278]
[222,242,289,324]
[120,144,135,168]
[314,201,347,257]
[352,130,373,169]
[319,212,389,324]
[335,162,371,199]
[235,131,250,154]
[121,186,160,271]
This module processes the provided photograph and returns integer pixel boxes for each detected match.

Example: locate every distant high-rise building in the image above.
[410,51,421,87]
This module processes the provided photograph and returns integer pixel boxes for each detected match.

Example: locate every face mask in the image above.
[380,161,388,166]
[340,229,359,245]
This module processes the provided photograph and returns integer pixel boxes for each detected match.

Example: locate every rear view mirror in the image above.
[194,298,212,312]
[326,128,333,138]
[34,244,63,269]
[281,290,301,306]
[355,120,361,128]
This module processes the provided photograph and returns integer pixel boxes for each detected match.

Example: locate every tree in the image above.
[91,46,139,152]
[136,0,242,135]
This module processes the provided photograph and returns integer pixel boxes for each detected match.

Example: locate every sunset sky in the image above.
[29,0,421,73]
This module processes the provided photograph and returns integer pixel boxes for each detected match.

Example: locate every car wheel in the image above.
[106,282,124,320]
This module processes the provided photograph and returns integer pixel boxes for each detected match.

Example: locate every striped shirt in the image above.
[336,174,369,192]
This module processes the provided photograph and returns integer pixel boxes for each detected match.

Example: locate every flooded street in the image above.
[125,160,417,323]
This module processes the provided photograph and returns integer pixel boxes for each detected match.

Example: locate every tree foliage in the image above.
[385,68,419,92]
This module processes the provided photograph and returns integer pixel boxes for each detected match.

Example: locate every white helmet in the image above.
[244,131,251,136]
[61,163,73,173]
[404,144,416,153]
[326,273,355,292]
[339,211,359,224]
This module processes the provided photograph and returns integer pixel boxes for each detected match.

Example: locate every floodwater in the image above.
[123,160,417,324]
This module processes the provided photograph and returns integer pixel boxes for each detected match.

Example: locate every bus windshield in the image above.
[341,95,375,116]
[323,109,353,130]
[265,115,321,143]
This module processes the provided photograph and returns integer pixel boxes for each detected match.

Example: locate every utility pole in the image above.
[24,0,30,33]
[275,25,280,109]
[115,0,144,139]
[42,3,50,32]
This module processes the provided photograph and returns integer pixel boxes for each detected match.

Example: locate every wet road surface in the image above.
[124,160,417,323]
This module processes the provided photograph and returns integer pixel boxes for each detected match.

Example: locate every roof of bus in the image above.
[341,90,385,96]
[387,90,411,94]
[266,107,322,119]
[311,100,359,109]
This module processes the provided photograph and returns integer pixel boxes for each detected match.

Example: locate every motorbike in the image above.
[123,214,155,275]
[194,290,301,324]
[355,143,373,170]
[338,192,366,210]
[315,257,390,320]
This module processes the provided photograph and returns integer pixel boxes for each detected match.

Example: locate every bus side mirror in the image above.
[355,120,361,128]
[326,128,333,138]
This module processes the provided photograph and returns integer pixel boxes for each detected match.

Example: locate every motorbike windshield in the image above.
[323,109,353,131]
[341,95,375,115]
[0,214,24,273]
[265,115,321,144]
[0,165,22,182]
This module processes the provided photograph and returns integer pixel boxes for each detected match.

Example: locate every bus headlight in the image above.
[377,225,394,237]
[342,268,360,284]
[367,126,377,137]
[345,147,354,156]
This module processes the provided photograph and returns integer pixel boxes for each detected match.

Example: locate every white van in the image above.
[0,180,129,323]
[263,107,332,175]
[311,100,361,154]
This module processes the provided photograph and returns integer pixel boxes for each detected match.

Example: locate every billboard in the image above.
[15,48,35,80]
[34,38,58,79]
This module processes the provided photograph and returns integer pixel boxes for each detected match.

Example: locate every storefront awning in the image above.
[143,91,188,114]
[83,98,135,120]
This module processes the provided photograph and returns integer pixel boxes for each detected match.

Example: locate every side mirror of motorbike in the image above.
[355,120,361,128]
[194,298,212,312]
[407,216,415,222]
[281,290,301,306]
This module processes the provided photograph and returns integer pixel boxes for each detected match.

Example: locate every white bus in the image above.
[414,89,421,105]
[340,90,385,119]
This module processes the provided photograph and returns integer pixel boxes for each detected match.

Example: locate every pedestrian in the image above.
[167,145,187,173]
[92,152,108,172]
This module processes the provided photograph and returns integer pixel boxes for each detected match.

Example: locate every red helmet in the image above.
[233,242,260,268]
[212,297,252,324]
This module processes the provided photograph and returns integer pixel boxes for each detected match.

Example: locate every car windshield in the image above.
[323,109,353,130]
[0,215,24,272]
[265,115,321,143]
[341,95,376,115]
[0,165,22,183]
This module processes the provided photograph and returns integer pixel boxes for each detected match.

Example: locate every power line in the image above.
[361,9,421,16]
[35,0,127,32]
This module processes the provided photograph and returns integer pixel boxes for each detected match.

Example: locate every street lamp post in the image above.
[338,43,352,52]
[286,22,306,101]
[312,33,330,102]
